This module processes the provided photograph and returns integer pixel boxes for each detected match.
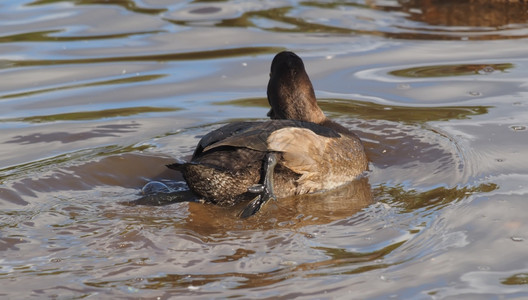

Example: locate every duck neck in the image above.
[267,71,327,124]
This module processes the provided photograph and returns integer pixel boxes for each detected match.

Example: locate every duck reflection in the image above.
[129,176,372,234]
[183,177,372,234]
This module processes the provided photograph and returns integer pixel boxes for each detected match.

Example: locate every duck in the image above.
[167,51,368,217]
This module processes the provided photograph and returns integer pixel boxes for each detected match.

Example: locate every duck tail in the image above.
[166,162,186,171]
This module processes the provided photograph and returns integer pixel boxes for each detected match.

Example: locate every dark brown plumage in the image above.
[167,51,368,217]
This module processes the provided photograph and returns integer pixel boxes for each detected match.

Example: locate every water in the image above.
[1,0,528,298]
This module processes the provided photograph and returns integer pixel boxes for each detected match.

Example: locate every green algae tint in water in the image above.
[1,0,528,299]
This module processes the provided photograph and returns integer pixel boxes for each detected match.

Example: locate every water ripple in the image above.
[1,0,527,298]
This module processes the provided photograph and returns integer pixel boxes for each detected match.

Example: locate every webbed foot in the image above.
[239,152,278,218]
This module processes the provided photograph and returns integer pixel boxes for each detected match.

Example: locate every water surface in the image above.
[1,0,528,298]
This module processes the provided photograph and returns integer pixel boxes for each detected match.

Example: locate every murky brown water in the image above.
[1,0,528,298]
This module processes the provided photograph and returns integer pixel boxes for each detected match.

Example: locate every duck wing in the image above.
[166,122,260,171]
[168,120,343,176]
[192,121,261,158]
[201,120,339,154]
[265,124,367,192]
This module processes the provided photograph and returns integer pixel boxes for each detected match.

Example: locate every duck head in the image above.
[267,51,326,124]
